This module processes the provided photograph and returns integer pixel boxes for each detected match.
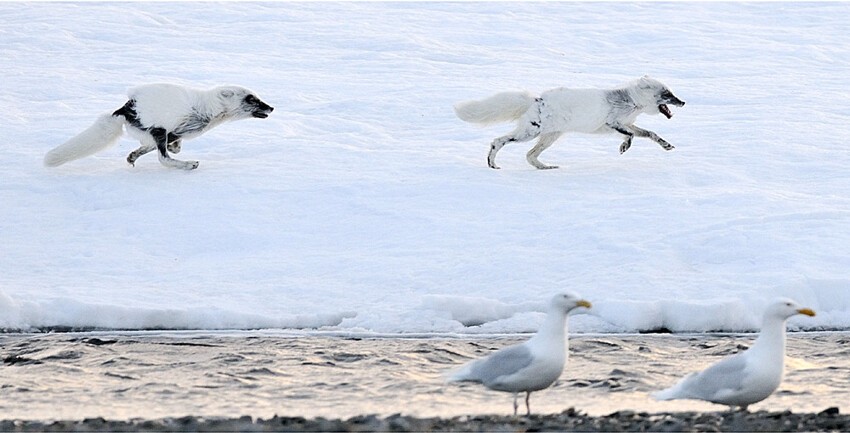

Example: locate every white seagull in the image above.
[653,298,816,410]
[447,293,592,416]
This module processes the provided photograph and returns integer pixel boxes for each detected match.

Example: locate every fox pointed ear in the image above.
[219,89,235,98]
[637,75,655,89]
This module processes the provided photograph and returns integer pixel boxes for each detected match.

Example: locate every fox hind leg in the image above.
[526,132,562,169]
[127,138,185,166]
[488,124,541,169]
[127,138,156,166]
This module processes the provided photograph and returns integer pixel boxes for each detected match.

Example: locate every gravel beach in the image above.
[2,408,848,432]
[3,332,848,431]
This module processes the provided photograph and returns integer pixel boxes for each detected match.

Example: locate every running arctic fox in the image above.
[44,83,274,170]
[454,76,685,169]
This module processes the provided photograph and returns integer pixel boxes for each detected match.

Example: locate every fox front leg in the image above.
[150,128,198,170]
[609,123,674,153]
[629,125,675,151]
[608,123,634,154]
[167,139,182,154]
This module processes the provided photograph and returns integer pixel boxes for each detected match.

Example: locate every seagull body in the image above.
[653,298,816,410]
[448,293,591,415]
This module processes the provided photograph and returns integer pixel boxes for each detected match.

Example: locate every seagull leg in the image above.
[513,393,519,416]
[525,392,531,416]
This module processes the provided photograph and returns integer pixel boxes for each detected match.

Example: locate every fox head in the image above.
[634,76,685,119]
[216,86,274,120]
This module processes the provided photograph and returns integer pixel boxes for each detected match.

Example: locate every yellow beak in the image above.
[797,308,816,317]
[577,300,592,309]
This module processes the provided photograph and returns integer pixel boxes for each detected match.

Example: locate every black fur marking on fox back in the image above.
[113,100,143,129]
[113,99,202,142]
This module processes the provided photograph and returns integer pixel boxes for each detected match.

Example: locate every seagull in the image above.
[447,293,592,416]
[653,297,816,410]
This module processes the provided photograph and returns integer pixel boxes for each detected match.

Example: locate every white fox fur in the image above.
[44,83,273,170]
[454,76,685,170]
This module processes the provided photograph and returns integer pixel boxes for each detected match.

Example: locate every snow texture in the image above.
[1,3,849,334]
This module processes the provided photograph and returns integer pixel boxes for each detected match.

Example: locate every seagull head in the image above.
[550,293,592,314]
[766,297,816,320]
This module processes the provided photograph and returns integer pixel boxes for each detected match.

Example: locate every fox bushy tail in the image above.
[44,114,125,167]
[453,91,536,125]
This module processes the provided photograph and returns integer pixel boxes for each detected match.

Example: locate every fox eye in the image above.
[245,95,257,104]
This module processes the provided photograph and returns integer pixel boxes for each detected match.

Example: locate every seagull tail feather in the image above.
[444,361,476,384]
[651,372,696,401]
[651,387,678,401]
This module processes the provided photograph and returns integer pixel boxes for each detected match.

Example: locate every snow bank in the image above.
[2,280,845,333]
[0,290,355,332]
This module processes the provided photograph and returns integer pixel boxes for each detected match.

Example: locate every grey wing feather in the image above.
[684,352,749,398]
[467,345,534,385]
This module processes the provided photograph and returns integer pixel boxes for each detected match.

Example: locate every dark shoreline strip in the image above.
[2,408,847,432]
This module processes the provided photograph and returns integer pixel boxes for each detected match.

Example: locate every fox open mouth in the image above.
[253,111,271,119]
[659,104,673,119]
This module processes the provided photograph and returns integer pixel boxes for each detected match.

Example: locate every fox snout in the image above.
[257,100,274,112]
[661,90,685,107]
[657,89,685,119]
[251,98,274,119]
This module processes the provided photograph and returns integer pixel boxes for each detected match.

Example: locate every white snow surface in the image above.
[2,2,849,334]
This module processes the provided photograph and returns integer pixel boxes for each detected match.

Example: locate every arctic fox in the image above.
[454,76,685,169]
[44,83,274,170]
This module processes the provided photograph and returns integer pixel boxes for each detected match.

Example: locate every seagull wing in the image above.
[456,344,534,386]
[678,352,750,400]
